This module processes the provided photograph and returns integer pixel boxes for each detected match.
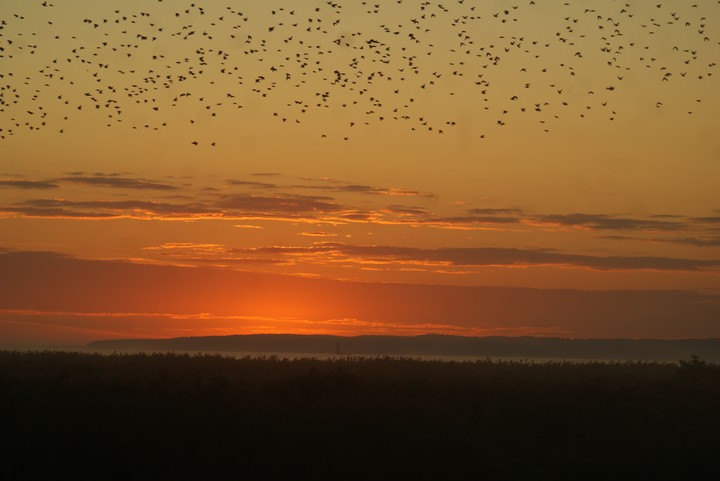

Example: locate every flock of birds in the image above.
[0,0,718,144]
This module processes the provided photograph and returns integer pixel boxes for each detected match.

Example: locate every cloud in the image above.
[0,206,118,219]
[0,308,566,346]
[533,213,685,231]
[667,237,720,247]
[371,206,525,229]
[0,179,59,189]
[3,198,214,219]
[468,208,526,216]
[161,257,287,266]
[0,193,604,230]
[324,184,434,197]
[294,177,436,198]
[692,216,720,228]
[217,194,343,213]
[143,242,287,266]
[599,235,720,248]
[227,180,278,189]
[385,205,432,216]
[326,184,387,194]
[57,175,177,190]
[235,242,720,272]
[1,171,717,241]
[0,193,350,222]
[382,208,718,233]
[2,250,720,342]
[429,215,522,225]
[335,210,378,221]
[300,231,338,237]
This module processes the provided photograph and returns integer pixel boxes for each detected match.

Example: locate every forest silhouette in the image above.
[2,350,719,479]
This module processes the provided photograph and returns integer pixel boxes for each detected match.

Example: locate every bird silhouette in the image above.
[0,0,716,143]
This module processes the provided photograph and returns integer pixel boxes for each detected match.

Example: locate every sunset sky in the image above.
[1,0,719,346]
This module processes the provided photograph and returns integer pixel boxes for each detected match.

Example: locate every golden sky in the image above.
[1,0,719,345]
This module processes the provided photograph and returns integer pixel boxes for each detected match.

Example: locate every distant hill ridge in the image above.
[87,334,720,362]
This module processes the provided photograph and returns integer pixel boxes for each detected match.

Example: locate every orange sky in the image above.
[1,1,719,346]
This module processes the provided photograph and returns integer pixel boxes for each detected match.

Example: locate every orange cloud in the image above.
[2,250,720,346]
[0,179,59,189]
[231,242,720,272]
[57,174,178,190]
[3,174,717,242]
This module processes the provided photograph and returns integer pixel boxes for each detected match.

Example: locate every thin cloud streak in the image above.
[4,198,215,219]
[599,235,720,248]
[0,309,551,344]
[217,194,343,213]
[57,175,178,190]
[227,180,279,189]
[0,179,59,189]
[531,213,687,231]
[292,176,436,198]
[299,183,436,198]
[2,173,718,237]
[469,208,526,216]
[234,242,720,272]
[227,174,436,198]
[2,250,720,340]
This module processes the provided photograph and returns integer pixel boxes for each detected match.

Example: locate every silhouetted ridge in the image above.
[87,334,720,362]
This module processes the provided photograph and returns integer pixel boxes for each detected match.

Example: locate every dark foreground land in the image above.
[2,351,720,480]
